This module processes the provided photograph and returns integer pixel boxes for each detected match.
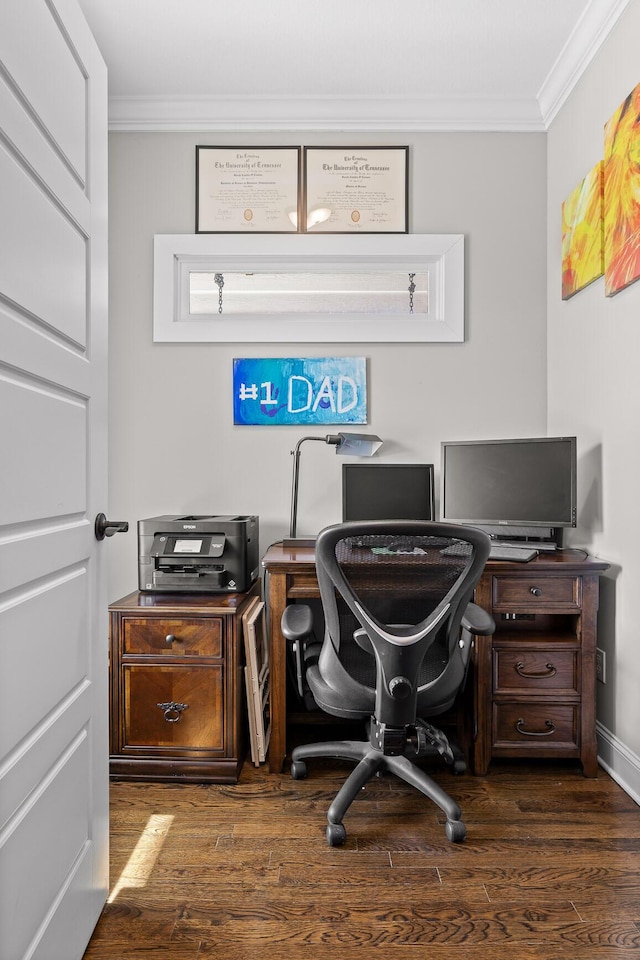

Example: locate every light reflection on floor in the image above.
[107,813,174,903]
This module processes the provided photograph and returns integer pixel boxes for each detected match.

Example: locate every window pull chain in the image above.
[214,272,224,314]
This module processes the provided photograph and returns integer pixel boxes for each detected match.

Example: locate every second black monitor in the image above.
[342,463,435,522]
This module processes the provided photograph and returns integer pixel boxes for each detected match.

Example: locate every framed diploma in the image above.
[303,146,408,233]
[196,146,301,233]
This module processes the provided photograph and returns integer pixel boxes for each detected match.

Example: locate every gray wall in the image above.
[547,0,640,775]
[107,131,548,601]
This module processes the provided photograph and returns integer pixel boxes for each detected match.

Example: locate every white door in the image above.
[0,1,110,958]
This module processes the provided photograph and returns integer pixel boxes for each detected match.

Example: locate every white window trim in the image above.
[153,233,464,343]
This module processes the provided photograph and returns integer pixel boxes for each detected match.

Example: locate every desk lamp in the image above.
[284,432,383,548]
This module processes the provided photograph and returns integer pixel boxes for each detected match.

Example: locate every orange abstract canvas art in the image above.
[561,161,604,299]
[603,81,640,296]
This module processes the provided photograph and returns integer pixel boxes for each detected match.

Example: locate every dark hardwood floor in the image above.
[83,742,640,959]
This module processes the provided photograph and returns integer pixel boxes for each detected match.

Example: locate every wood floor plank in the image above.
[573,893,640,923]
[173,916,640,948]
[82,944,200,959]
[198,947,640,960]
[173,895,580,925]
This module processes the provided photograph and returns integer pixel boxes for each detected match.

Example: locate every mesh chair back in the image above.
[314,521,491,726]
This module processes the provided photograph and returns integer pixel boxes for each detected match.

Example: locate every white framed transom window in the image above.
[153,234,464,342]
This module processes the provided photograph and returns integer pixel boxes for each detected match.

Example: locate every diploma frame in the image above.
[303,146,408,234]
[196,145,302,233]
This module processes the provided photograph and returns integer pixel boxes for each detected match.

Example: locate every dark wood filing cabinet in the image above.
[471,551,609,777]
[109,586,259,783]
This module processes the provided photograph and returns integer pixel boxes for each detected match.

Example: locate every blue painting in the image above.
[233,357,368,425]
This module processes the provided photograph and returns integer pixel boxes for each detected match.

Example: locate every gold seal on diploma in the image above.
[244,208,254,221]
[351,210,361,223]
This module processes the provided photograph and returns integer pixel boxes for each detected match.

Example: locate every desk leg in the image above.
[471,633,492,776]
[267,571,287,773]
[579,575,599,778]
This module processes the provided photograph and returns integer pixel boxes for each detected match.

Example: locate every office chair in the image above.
[281,520,494,846]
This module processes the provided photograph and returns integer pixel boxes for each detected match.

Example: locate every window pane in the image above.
[189,271,428,315]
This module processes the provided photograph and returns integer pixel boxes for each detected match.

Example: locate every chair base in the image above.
[290,736,466,846]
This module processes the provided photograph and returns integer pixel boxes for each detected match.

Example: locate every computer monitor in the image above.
[440,437,577,542]
[342,463,435,522]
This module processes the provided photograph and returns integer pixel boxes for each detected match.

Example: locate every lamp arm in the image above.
[289,435,340,538]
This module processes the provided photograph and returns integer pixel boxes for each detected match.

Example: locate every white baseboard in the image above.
[597,721,640,806]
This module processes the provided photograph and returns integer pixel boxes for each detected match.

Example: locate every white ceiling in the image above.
[77,0,631,131]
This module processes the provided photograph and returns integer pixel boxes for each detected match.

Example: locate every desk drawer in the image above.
[286,572,321,599]
[122,664,224,751]
[494,646,579,695]
[493,702,578,749]
[123,617,222,657]
[492,576,581,611]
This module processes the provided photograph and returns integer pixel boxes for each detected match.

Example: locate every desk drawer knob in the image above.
[530,586,542,597]
[516,718,556,737]
[165,634,176,645]
[157,701,189,722]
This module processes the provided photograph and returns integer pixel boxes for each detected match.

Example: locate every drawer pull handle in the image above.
[515,661,557,679]
[157,701,189,722]
[516,718,556,737]
[530,586,543,597]
[165,634,176,645]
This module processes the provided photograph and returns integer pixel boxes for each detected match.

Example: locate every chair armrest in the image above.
[281,604,317,703]
[461,602,495,636]
[281,603,314,641]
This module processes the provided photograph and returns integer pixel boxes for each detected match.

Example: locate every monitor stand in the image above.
[484,525,563,552]
[282,537,316,549]
[526,540,557,552]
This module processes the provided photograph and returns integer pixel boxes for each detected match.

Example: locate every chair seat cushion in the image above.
[305,662,374,718]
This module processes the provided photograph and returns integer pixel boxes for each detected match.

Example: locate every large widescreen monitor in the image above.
[342,463,435,522]
[440,437,577,533]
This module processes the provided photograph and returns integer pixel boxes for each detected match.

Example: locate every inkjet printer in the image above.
[138,515,259,593]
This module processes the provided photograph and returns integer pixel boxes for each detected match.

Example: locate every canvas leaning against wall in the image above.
[604,80,640,297]
[561,161,604,300]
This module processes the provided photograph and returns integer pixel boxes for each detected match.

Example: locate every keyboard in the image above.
[345,534,452,550]
[440,541,472,558]
[489,545,538,562]
[491,539,557,553]
[441,541,538,562]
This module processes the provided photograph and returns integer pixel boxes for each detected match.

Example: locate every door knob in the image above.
[95,513,129,540]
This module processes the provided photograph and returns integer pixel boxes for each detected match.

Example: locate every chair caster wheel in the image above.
[326,822,347,846]
[452,759,467,775]
[291,760,307,780]
[445,819,466,843]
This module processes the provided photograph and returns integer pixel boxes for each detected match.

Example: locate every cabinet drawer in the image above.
[122,664,224,751]
[493,702,578,749]
[492,576,580,611]
[123,617,222,657]
[494,646,579,695]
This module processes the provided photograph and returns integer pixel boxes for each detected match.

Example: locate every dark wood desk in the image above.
[262,542,608,776]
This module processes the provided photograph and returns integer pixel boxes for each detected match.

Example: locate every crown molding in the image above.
[538,0,632,127]
[106,0,630,134]
[107,95,545,133]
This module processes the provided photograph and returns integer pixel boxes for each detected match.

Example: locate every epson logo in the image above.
[182,524,197,530]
